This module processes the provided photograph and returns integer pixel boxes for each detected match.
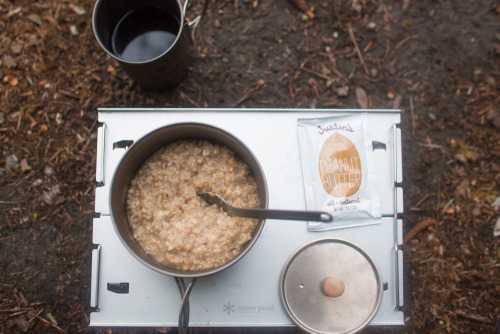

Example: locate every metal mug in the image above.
[92,0,206,90]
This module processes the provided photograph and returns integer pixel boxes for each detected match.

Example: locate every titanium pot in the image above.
[109,122,269,278]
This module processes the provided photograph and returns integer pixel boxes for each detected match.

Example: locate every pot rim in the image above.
[109,122,269,278]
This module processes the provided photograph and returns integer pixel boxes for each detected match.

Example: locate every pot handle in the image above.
[175,277,198,334]
[183,0,209,40]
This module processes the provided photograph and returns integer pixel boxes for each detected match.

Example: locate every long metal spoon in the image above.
[197,191,333,222]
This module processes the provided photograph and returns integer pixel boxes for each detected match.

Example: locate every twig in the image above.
[441,198,454,214]
[230,80,267,107]
[35,315,66,333]
[348,26,370,75]
[0,200,19,204]
[409,96,415,136]
[400,218,436,247]
[299,63,332,81]
[396,34,418,49]
[414,193,434,208]
[417,143,443,150]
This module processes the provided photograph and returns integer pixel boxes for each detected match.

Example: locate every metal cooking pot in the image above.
[109,122,269,278]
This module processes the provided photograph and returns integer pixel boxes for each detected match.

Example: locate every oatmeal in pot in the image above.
[126,140,260,271]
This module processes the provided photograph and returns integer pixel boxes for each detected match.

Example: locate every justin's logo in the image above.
[319,133,361,197]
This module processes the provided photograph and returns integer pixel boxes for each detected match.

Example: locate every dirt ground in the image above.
[1,0,499,333]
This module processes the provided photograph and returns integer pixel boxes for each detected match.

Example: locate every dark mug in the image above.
[92,0,206,90]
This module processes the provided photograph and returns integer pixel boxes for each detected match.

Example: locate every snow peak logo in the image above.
[222,302,276,315]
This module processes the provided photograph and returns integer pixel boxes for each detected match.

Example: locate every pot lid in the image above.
[280,238,383,334]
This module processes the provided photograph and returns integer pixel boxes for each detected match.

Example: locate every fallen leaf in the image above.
[14,316,29,332]
[355,87,368,108]
[290,0,315,19]
[336,86,349,97]
[46,312,58,326]
[42,184,61,205]
[392,94,403,109]
[69,4,86,16]
[10,42,23,54]
[455,153,467,163]
[445,206,455,214]
[494,217,500,237]
[5,154,19,169]
[455,179,470,198]
[3,74,19,86]
[493,116,500,128]
[3,54,17,68]
[27,13,42,26]
[38,124,48,134]
[7,7,22,17]
[20,158,31,172]
[491,196,500,210]
[486,107,498,120]
[69,25,78,36]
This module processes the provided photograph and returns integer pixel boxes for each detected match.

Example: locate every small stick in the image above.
[299,63,332,81]
[400,218,436,247]
[35,315,66,333]
[348,26,370,75]
[231,80,266,107]
[409,96,415,136]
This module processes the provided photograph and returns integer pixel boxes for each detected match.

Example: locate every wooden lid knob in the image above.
[322,277,345,298]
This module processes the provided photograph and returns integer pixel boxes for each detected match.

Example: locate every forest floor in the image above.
[0,0,499,333]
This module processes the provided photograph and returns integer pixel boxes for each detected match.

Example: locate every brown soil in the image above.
[1,0,499,333]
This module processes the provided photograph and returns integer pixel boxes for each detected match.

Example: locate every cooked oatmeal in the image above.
[126,139,260,271]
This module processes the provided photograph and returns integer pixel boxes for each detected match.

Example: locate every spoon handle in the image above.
[229,207,333,222]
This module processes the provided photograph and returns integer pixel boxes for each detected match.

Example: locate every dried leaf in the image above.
[336,86,349,97]
[401,218,436,246]
[355,87,368,109]
[455,179,470,198]
[7,7,22,17]
[494,217,500,237]
[27,13,42,26]
[14,316,29,332]
[10,42,23,54]
[20,158,31,172]
[69,4,86,16]
[290,0,315,19]
[42,184,61,205]
[3,55,17,68]
[5,154,19,169]
[392,94,403,109]
[445,206,455,214]
[46,312,58,326]
[69,25,78,36]
[492,196,500,210]
[3,74,19,86]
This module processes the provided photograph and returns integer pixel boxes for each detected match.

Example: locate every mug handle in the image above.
[183,0,209,40]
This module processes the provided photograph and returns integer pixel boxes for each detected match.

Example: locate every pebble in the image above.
[336,86,349,97]
[5,154,19,169]
[367,22,377,31]
[42,184,61,205]
[3,54,17,68]
[44,166,55,176]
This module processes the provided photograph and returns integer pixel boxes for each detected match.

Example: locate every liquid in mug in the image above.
[112,7,180,62]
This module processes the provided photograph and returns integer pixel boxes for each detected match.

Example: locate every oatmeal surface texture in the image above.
[126,140,260,271]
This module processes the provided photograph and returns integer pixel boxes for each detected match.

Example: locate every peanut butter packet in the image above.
[297,114,381,230]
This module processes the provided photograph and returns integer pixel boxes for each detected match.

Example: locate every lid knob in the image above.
[322,276,345,298]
